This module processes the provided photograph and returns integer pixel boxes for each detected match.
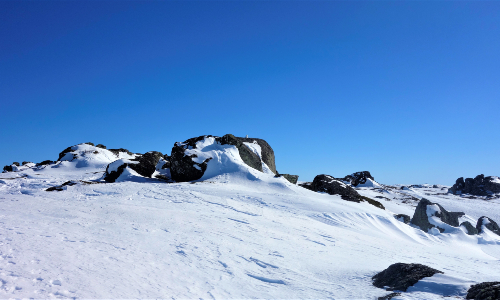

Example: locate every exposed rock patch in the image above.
[449,174,500,197]
[476,216,500,236]
[466,282,500,300]
[341,171,374,187]
[372,263,443,292]
[461,221,479,235]
[236,136,276,174]
[218,134,262,172]
[411,198,465,233]
[311,174,362,202]
[104,151,164,183]
[279,174,299,184]
[170,135,214,182]
[395,214,411,224]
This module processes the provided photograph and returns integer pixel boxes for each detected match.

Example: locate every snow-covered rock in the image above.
[410,198,465,233]
[476,216,500,236]
[341,171,377,187]
[104,151,164,183]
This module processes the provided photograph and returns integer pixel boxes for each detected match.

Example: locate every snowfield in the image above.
[0,144,499,299]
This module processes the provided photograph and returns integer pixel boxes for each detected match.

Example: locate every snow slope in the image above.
[0,147,499,299]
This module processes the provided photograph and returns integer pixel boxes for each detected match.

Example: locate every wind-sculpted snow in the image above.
[0,144,500,299]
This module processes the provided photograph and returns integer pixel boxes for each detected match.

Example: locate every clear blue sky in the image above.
[1,1,499,185]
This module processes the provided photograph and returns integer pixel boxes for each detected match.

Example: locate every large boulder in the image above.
[372,263,443,292]
[411,198,465,233]
[449,175,500,196]
[311,174,362,202]
[170,134,271,182]
[104,151,164,183]
[476,216,500,236]
[466,282,500,300]
[341,171,375,187]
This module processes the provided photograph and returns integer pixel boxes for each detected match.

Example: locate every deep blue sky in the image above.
[1,1,499,185]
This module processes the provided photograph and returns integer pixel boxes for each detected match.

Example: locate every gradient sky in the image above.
[1,1,499,185]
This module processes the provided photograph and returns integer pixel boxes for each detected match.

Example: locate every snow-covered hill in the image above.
[0,140,499,299]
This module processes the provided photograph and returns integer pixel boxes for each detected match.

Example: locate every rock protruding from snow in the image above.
[476,216,500,236]
[311,174,362,202]
[341,171,374,187]
[104,151,164,183]
[449,174,500,196]
[395,214,411,224]
[460,221,479,235]
[411,198,465,233]
[466,282,500,300]
[279,174,299,184]
[236,136,277,174]
[218,134,262,172]
[170,135,217,182]
[372,263,443,292]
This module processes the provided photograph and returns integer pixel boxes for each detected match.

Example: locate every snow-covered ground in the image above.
[0,144,499,299]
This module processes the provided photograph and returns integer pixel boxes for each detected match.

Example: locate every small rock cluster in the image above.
[449,174,500,197]
[340,171,374,187]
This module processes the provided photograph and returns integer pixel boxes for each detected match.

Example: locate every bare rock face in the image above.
[311,174,362,202]
[236,136,276,174]
[460,221,479,235]
[372,263,443,292]
[410,198,465,233]
[279,174,299,184]
[104,151,164,183]
[449,174,500,196]
[466,282,500,300]
[218,134,262,172]
[341,171,375,187]
[476,216,500,236]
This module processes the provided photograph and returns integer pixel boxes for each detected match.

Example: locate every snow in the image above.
[0,143,499,299]
[356,177,382,188]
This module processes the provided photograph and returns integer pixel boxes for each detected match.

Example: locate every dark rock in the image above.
[85,142,94,146]
[46,181,78,191]
[360,195,385,209]
[170,135,215,182]
[22,161,32,165]
[3,165,13,172]
[476,216,500,236]
[311,174,362,202]
[104,151,164,182]
[298,182,313,191]
[411,198,465,233]
[432,185,439,188]
[466,281,500,300]
[96,144,106,149]
[36,160,55,166]
[372,263,443,292]
[280,174,299,184]
[461,221,479,235]
[161,155,171,169]
[449,174,500,196]
[108,148,134,157]
[341,171,375,187]
[395,214,411,224]
[58,146,75,161]
[218,134,262,172]
[129,151,164,178]
[236,136,276,174]
[378,292,402,300]
[12,162,20,166]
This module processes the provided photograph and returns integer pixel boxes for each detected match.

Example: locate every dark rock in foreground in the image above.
[476,216,500,236]
[372,263,443,292]
[341,171,374,187]
[449,174,500,197]
[466,281,500,300]
[461,221,479,235]
[411,198,465,233]
[395,214,411,224]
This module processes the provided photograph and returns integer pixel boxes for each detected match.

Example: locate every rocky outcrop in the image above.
[104,151,164,183]
[108,148,134,157]
[236,136,276,174]
[22,161,32,165]
[170,135,215,182]
[372,263,443,292]
[476,216,500,236]
[2,165,13,172]
[218,134,262,172]
[466,282,500,300]
[311,174,362,202]
[96,144,106,149]
[449,175,500,196]
[411,198,465,233]
[395,214,411,224]
[36,160,55,167]
[341,171,374,187]
[279,174,299,184]
[460,221,479,235]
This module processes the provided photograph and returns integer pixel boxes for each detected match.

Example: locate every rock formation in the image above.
[449,174,500,196]
[411,198,465,233]
[476,216,500,236]
[466,282,500,300]
[372,263,443,292]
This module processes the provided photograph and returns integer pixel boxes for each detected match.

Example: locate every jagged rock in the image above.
[449,175,500,196]
[378,293,402,300]
[218,134,262,172]
[466,282,500,299]
[279,174,299,184]
[85,142,94,146]
[236,136,276,174]
[3,165,13,172]
[22,161,32,166]
[108,148,134,157]
[161,155,171,169]
[12,162,20,166]
[36,160,55,166]
[460,221,478,235]
[395,214,411,224]
[96,144,106,149]
[341,171,374,186]
[372,263,443,292]
[476,216,500,236]
[411,198,465,233]
[311,174,362,202]
[298,181,313,190]
[104,151,164,183]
